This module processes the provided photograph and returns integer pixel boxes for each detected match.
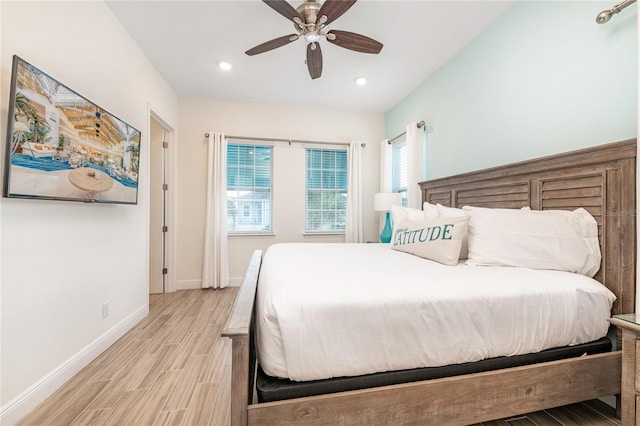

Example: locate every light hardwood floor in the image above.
[19,288,621,425]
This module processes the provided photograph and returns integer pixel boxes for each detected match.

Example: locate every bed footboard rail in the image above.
[222,250,262,426]
[247,351,622,425]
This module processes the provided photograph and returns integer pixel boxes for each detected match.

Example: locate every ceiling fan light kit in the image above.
[246,0,383,79]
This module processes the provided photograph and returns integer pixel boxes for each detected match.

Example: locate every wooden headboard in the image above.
[420,139,636,315]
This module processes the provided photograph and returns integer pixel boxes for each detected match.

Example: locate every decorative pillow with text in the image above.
[391,216,470,265]
[436,204,470,259]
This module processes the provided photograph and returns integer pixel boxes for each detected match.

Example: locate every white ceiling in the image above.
[107,0,515,113]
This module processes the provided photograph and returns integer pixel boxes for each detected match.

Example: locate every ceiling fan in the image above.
[245,0,383,79]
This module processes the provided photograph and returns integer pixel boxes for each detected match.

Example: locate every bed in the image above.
[223,138,636,425]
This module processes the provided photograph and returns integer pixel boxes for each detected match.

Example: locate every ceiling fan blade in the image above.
[318,0,357,25]
[306,43,323,79]
[262,0,303,22]
[327,30,383,54]
[245,34,298,56]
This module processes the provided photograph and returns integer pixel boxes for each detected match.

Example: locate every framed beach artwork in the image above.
[3,55,141,204]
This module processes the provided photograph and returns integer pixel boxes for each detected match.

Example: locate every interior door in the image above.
[149,116,167,293]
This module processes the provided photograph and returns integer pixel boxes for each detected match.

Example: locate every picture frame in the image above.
[3,55,141,204]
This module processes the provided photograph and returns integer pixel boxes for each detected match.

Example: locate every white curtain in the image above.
[406,122,424,209]
[202,132,229,289]
[379,139,392,192]
[345,140,363,243]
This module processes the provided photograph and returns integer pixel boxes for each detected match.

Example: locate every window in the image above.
[391,138,408,207]
[227,144,272,233]
[306,148,347,232]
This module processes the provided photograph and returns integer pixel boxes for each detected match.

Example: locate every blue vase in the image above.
[380,211,393,243]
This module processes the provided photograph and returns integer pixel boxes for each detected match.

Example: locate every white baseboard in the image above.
[177,279,201,290]
[0,304,148,426]
[178,278,242,288]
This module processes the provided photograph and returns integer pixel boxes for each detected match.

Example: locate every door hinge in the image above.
[162,183,168,191]
[162,268,168,275]
[162,225,168,232]
[162,141,168,149]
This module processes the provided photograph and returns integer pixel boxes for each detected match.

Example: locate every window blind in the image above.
[305,148,348,232]
[226,144,272,233]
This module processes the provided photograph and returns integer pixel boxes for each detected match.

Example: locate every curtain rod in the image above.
[596,0,636,23]
[204,133,366,147]
[387,120,426,144]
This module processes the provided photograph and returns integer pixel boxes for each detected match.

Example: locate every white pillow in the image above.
[436,204,466,218]
[389,205,424,242]
[391,216,470,265]
[463,206,601,277]
[423,202,439,219]
[391,205,423,230]
[436,204,469,259]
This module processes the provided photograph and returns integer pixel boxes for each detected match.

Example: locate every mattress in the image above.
[256,243,616,382]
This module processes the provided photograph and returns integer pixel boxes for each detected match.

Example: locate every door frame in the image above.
[148,105,177,293]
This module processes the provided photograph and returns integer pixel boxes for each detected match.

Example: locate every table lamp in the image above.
[374,192,402,243]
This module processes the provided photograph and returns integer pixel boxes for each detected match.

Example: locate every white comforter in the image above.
[256,243,615,381]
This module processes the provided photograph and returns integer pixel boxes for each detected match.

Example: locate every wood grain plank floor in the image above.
[18,288,621,426]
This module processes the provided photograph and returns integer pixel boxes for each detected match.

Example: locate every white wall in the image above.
[386,0,637,179]
[0,1,178,423]
[177,97,383,286]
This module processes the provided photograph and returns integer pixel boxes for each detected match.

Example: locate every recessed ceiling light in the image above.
[218,61,232,71]
[354,76,367,86]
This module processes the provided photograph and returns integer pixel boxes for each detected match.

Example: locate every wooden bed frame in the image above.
[223,139,636,425]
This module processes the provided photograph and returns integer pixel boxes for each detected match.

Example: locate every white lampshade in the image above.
[374,192,402,212]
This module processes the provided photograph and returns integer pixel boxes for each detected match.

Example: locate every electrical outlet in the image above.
[102,301,109,319]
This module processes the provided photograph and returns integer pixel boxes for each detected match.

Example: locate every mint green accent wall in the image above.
[385,1,637,179]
